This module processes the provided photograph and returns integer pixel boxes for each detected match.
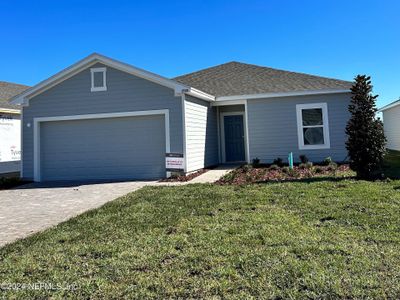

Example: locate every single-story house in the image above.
[10,53,352,182]
[379,99,400,151]
[0,81,29,175]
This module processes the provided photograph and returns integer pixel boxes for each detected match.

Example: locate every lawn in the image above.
[384,149,400,179]
[1,181,400,298]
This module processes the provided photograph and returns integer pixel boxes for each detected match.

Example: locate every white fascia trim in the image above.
[216,89,350,101]
[296,103,330,150]
[378,100,400,112]
[11,53,190,106]
[211,99,246,106]
[185,87,215,102]
[33,109,170,182]
[90,67,107,92]
[0,108,21,114]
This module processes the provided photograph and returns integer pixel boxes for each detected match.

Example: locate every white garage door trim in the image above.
[33,109,170,182]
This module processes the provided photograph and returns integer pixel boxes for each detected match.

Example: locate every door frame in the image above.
[33,109,170,182]
[220,111,248,163]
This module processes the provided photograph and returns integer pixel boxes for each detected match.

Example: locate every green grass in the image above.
[384,149,400,179]
[1,181,400,298]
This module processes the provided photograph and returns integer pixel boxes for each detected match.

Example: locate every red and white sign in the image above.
[0,116,21,162]
[166,153,185,172]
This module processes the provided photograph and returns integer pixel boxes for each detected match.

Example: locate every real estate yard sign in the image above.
[0,116,21,162]
[166,153,185,172]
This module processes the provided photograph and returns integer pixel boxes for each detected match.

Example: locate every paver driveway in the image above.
[0,180,155,247]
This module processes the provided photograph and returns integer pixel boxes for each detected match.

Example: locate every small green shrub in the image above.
[322,157,333,166]
[273,158,284,167]
[299,163,307,169]
[269,164,280,171]
[242,164,253,172]
[305,162,313,169]
[299,162,313,170]
[326,163,338,172]
[315,166,323,173]
[299,155,309,164]
[252,158,260,168]
[282,166,290,173]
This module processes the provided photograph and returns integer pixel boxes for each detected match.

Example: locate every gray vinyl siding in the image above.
[383,105,400,151]
[184,95,218,172]
[22,63,183,180]
[40,115,165,181]
[247,93,351,163]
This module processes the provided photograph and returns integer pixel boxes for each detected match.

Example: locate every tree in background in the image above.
[345,75,386,179]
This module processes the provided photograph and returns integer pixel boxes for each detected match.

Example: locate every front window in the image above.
[296,103,330,149]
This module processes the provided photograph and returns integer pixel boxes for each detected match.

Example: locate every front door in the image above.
[224,114,245,162]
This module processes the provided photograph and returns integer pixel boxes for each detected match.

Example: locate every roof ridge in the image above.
[175,61,352,85]
[173,61,238,80]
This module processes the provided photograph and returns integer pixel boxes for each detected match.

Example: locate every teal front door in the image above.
[224,115,245,162]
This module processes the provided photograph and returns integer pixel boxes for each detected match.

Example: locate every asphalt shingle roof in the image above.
[0,81,29,110]
[173,61,352,97]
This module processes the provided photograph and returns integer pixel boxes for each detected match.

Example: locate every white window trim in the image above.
[296,103,330,150]
[220,111,249,163]
[33,109,170,182]
[90,67,107,92]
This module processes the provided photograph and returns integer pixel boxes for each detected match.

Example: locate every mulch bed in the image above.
[0,177,28,190]
[216,164,352,185]
[159,168,210,182]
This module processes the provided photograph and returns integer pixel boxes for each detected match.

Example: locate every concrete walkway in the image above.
[188,164,240,183]
[0,180,155,247]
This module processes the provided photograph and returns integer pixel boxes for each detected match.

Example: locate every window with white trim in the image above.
[296,103,330,150]
[90,67,107,92]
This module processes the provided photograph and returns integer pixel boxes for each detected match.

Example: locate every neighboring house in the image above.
[10,53,352,182]
[379,99,400,151]
[0,81,29,174]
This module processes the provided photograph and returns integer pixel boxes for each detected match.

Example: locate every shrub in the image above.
[252,158,260,168]
[326,163,338,172]
[282,166,290,173]
[269,164,280,171]
[315,166,323,174]
[299,155,309,164]
[321,157,332,166]
[299,163,307,169]
[299,162,313,170]
[273,158,284,167]
[345,75,386,179]
[305,162,313,169]
[242,164,252,172]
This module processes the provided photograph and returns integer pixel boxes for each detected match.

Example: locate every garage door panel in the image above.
[40,115,165,181]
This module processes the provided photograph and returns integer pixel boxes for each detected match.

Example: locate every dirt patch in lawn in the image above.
[216,164,353,185]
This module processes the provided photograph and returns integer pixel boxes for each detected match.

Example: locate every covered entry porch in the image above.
[213,102,249,164]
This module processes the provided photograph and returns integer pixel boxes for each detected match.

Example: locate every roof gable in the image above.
[174,61,352,97]
[10,53,205,106]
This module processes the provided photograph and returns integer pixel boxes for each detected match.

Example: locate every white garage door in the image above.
[39,114,166,181]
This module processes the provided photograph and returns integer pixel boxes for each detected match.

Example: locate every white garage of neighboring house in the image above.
[379,99,400,151]
[0,81,29,175]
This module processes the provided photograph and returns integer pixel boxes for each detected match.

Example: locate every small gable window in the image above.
[296,103,330,150]
[90,67,107,92]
